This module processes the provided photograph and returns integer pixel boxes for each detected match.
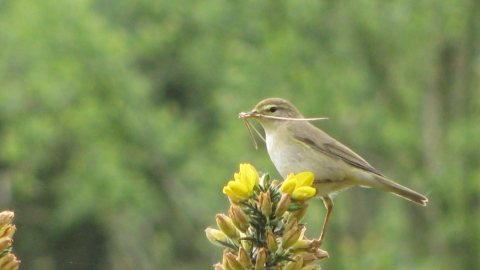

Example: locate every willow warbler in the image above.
[240,98,428,245]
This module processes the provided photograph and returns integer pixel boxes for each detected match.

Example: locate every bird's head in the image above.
[239,98,304,131]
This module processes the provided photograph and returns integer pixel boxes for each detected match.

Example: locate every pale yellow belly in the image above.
[266,134,353,197]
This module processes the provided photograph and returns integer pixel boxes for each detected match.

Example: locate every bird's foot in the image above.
[309,239,322,251]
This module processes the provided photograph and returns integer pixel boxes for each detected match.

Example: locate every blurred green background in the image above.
[1,0,479,269]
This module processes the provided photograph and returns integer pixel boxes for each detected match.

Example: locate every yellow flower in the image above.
[223,163,259,201]
[281,175,297,194]
[239,163,259,188]
[281,172,316,201]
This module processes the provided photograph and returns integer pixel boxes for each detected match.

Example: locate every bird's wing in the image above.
[292,125,385,177]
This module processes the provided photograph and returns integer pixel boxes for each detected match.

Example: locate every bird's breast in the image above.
[265,132,346,182]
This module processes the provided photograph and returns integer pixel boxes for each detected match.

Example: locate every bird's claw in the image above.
[309,239,322,251]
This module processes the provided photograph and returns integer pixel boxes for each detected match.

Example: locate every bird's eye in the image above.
[268,106,278,113]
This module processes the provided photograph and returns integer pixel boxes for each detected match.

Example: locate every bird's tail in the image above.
[370,175,428,206]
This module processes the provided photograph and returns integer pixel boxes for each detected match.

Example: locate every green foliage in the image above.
[0,0,479,269]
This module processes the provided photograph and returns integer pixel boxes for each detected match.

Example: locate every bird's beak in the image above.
[239,110,260,119]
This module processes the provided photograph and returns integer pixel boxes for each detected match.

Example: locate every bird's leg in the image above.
[311,196,333,248]
[319,196,333,244]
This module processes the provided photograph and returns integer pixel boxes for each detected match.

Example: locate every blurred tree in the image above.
[0,0,478,269]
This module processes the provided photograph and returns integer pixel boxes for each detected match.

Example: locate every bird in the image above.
[240,97,428,246]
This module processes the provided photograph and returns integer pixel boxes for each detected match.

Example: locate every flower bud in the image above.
[288,204,309,223]
[293,251,317,264]
[255,247,268,270]
[224,251,244,270]
[229,205,249,233]
[0,254,13,267]
[314,248,329,260]
[271,179,282,188]
[0,253,20,270]
[216,214,239,240]
[0,225,16,240]
[291,239,312,250]
[275,193,291,217]
[221,249,229,268]
[284,218,298,234]
[284,255,303,270]
[237,247,253,269]
[301,265,321,270]
[0,237,12,252]
[213,263,225,270]
[265,231,278,253]
[241,239,252,252]
[260,173,272,187]
[0,211,14,228]
[282,225,304,249]
[205,228,229,247]
[258,191,272,216]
